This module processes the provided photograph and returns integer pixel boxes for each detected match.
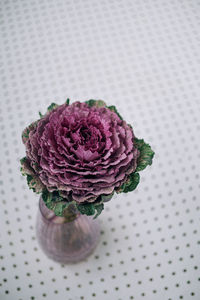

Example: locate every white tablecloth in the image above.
[0,0,200,299]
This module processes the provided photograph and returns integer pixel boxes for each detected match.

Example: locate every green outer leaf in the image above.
[25,174,39,193]
[42,189,52,203]
[107,105,123,120]
[22,128,29,139]
[26,174,33,184]
[134,138,155,172]
[20,157,26,165]
[39,111,43,118]
[47,202,70,217]
[76,201,104,218]
[100,192,114,202]
[66,98,70,105]
[93,203,104,219]
[42,190,72,217]
[54,202,68,216]
[41,190,105,218]
[22,121,38,144]
[47,102,58,112]
[85,100,123,121]
[85,99,95,107]
[85,99,106,107]
[20,157,45,193]
[117,172,140,193]
[76,203,96,216]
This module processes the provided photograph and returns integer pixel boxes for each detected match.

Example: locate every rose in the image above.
[20,99,154,218]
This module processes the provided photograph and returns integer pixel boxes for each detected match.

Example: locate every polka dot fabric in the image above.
[0,0,200,299]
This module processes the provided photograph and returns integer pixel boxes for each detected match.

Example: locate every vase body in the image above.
[36,197,100,264]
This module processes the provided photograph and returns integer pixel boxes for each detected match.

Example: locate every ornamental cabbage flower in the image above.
[20,99,154,218]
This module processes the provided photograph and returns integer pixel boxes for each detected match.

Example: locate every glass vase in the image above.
[36,196,100,264]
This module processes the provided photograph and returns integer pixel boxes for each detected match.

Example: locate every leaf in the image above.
[76,200,104,218]
[20,157,45,193]
[22,121,38,144]
[76,203,96,216]
[54,202,68,217]
[20,157,26,166]
[66,98,70,105]
[117,172,140,193]
[42,190,72,217]
[93,203,104,219]
[41,190,105,218]
[42,189,52,204]
[107,105,123,120]
[47,102,58,112]
[22,128,30,140]
[39,111,43,118]
[85,99,106,107]
[100,192,114,202]
[25,174,43,193]
[134,138,155,172]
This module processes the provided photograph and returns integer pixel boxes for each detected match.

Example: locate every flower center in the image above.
[80,127,91,142]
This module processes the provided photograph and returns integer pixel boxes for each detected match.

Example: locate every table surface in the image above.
[0,0,200,299]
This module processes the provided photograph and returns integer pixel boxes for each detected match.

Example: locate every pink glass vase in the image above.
[36,197,100,264]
